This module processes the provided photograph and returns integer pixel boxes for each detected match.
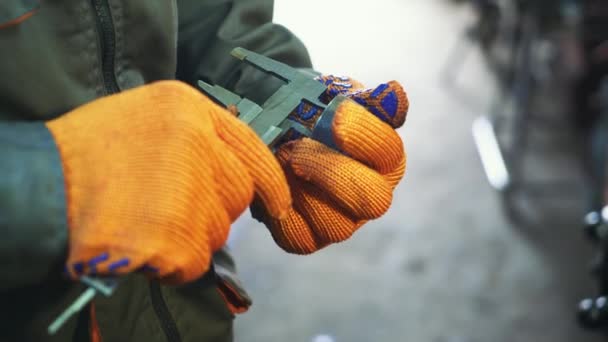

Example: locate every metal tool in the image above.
[48,276,118,335]
[199,47,353,151]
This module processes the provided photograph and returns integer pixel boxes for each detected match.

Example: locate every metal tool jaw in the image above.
[198,47,345,150]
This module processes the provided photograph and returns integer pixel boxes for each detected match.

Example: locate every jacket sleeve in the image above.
[175,0,314,104]
[0,121,68,290]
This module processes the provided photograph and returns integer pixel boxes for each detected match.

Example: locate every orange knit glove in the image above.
[46,81,291,284]
[252,76,408,254]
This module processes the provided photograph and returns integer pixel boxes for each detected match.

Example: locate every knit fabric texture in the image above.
[46,81,291,284]
[252,76,409,254]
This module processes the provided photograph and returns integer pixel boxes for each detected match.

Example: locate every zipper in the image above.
[150,282,182,342]
[91,0,120,94]
[91,2,179,340]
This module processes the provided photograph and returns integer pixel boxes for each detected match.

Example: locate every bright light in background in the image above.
[472,116,510,190]
[272,0,458,86]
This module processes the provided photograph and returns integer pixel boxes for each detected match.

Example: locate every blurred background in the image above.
[229,0,608,341]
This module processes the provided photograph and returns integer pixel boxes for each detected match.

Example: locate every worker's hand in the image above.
[252,75,408,254]
[46,81,290,284]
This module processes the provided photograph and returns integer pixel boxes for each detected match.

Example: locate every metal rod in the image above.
[47,287,97,335]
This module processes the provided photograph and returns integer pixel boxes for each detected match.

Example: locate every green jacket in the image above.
[0,0,312,341]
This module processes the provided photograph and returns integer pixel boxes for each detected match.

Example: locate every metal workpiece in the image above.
[47,287,97,335]
[48,276,118,335]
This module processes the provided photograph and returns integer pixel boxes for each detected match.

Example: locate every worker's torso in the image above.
[0,0,177,121]
[0,1,238,341]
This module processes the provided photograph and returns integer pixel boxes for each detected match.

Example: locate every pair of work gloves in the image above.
[47,76,408,285]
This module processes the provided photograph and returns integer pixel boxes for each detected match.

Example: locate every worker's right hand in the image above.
[46,81,291,284]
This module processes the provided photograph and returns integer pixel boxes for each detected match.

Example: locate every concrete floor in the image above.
[229,1,606,341]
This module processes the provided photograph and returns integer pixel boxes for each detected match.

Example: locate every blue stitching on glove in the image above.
[88,253,109,265]
[320,76,354,99]
[371,83,389,99]
[354,96,368,107]
[381,91,398,117]
[322,78,334,86]
[294,102,322,120]
[72,262,85,275]
[327,87,341,98]
[108,258,130,272]
[87,252,109,274]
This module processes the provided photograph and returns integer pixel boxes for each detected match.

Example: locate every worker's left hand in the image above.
[252,75,409,254]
